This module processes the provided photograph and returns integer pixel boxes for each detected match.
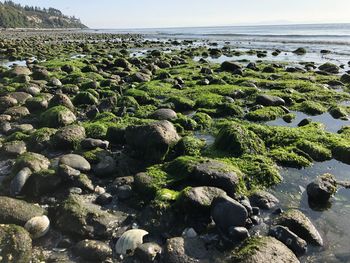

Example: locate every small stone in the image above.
[95,193,113,205]
[24,215,50,239]
[59,154,91,172]
[73,239,112,262]
[228,226,250,241]
[307,173,337,203]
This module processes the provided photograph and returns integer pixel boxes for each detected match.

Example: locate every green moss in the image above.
[269,147,312,168]
[192,112,212,129]
[298,101,327,115]
[195,92,224,108]
[118,95,140,109]
[296,141,332,161]
[83,122,108,139]
[5,131,30,142]
[172,114,197,131]
[27,127,56,149]
[73,91,98,105]
[175,136,206,156]
[232,236,266,261]
[40,106,75,128]
[167,96,195,111]
[214,123,266,156]
[125,88,152,104]
[216,103,244,117]
[82,147,106,164]
[246,106,286,121]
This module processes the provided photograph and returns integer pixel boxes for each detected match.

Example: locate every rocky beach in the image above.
[0,28,350,262]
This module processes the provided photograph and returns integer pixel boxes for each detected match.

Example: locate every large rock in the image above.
[52,125,86,150]
[249,190,279,210]
[256,94,285,106]
[214,124,265,156]
[48,93,75,111]
[59,154,91,172]
[275,209,323,246]
[13,152,50,174]
[228,236,299,263]
[125,120,180,163]
[191,159,241,196]
[0,96,18,112]
[150,108,177,120]
[0,197,45,225]
[54,195,127,238]
[10,65,31,77]
[318,62,339,74]
[40,106,76,128]
[221,61,242,72]
[211,195,248,233]
[0,224,32,263]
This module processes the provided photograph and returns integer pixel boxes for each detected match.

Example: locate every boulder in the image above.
[318,62,339,74]
[73,240,112,262]
[59,154,91,172]
[256,94,285,106]
[40,106,76,128]
[13,152,50,174]
[306,173,337,203]
[52,125,86,150]
[150,108,177,120]
[249,190,279,209]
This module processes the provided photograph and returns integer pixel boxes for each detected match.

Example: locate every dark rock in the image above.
[318,62,339,74]
[10,167,32,196]
[269,225,307,256]
[95,193,113,205]
[48,94,75,111]
[52,125,86,150]
[211,195,248,233]
[221,61,242,72]
[81,138,109,150]
[93,156,117,177]
[73,239,112,262]
[340,73,350,84]
[115,185,133,200]
[135,242,162,263]
[293,47,306,55]
[228,226,250,242]
[256,94,285,106]
[306,173,337,203]
[297,118,312,127]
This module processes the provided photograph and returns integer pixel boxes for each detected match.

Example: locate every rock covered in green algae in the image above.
[12,152,50,174]
[0,197,45,226]
[307,173,337,203]
[40,105,76,128]
[226,236,299,263]
[214,123,265,156]
[0,224,32,263]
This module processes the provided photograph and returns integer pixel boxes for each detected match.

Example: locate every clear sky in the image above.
[7,0,350,29]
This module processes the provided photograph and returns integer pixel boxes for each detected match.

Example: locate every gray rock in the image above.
[73,239,112,262]
[81,138,109,150]
[8,92,32,104]
[13,152,50,174]
[221,61,242,72]
[228,236,299,263]
[275,209,323,246]
[150,108,177,120]
[135,242,162,263]
[10,167,32,196]
[211,195,248,233]
[59,154,91,172]
[125,120,180,163]
[228,226,250,242]
[4,106,30,120]
[269,225,307,256]
[48,93,75,111]
[0,96,17,112]
[319,62,339,74]
[0,196,45,225]
[1,140,27,157]
[93,156,117,177]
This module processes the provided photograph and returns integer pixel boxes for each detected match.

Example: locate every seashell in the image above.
[115,229,148,255]
[10,167,32,196]
[24,215,50,239]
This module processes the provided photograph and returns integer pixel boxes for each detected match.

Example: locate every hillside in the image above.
[0,1,87,29]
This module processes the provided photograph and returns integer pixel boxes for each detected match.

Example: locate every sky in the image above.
[6,0,350,29]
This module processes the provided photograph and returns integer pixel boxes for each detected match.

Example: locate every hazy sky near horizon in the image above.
[9,0,350,28]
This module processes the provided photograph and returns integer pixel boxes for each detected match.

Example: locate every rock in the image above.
[306,173,337,203]
[54,194,127,238]
[275,209,323,246]
[73,239,112,262]
[40,106,76,128]
[10,167,32,196]
[191,160,241,196]
[49,77,62,86]
[131,72,151,82]
[256,94,285,106]
[135,242,162,263]
[333,144,350,164]
[318,62,339,74]
[95,193,113,205]
[73,92,98,106]
[293,47,307,55]
[228,236,299,263]
[269,225,307,256]
[163,236,210,263]
[10,65,31,76]
[228,226,250,242]
[125,120,180,163]
[8,92,32,104]
[93,156,117,177]
[0,196,45,225]
[13,152,50,173]
[25,96,48,112]
[114,185,133,200]
[211,195,248,233]
[340,73,350,84]
[1,140,26,157]
[59,154,91,172]
[24,215,50,239]
[22,169,61,197]
[52,125,86,150]
[0,224,32,263]
[48,93,75,111]
[4,106,30,120]
[0,96,17,112]
[249,190,279,209]
[115,229,149,255]
[214,124,265,157]
[179,186,226,212]
[221,61,242,72]
[329,105,348,119]
[81,138,109,150]
[150,108,177,120]
[297,118,312,127]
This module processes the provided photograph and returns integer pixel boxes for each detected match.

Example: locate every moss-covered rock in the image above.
[0,224,32,263]
[40,106,76,128]
[246,106,286,122]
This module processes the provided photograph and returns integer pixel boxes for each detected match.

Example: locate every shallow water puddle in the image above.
[271,160,350,262]
[0,59,27,68]
[266,111,350,133]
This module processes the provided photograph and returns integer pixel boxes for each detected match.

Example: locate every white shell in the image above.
[24,215,50,239]
[115,229,148,255]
